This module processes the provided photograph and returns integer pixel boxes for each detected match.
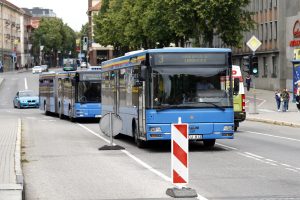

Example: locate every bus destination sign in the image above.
[80,73,102,81]
[152,53,226,66]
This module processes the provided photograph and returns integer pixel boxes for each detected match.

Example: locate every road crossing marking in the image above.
[78,123,208,200]
[24,77,28,90]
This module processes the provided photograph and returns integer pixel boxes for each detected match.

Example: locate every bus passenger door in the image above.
[57,78,64,117]
[113,70,120,115]
[136,66,146,140]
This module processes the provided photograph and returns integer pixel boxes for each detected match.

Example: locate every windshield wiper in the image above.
[198,102,225,111]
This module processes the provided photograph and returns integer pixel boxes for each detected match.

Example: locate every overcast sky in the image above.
[9,0,88,32]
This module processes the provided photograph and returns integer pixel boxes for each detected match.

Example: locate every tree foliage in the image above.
[93,0,255,53]
[32,18,76,66]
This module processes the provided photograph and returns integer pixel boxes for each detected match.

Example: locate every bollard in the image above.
[166,117,197,198]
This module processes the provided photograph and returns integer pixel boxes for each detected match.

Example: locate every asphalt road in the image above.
[1,71,300,200]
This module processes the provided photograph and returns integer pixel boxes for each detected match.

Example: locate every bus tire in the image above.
[44,102,49,115]
[133,122,146,148]
[203,139,216,148]
[69,108,75,122]
[234,122,239,131]
[58,103,63,119]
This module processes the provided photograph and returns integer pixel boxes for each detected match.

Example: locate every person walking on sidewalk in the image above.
[245,73,251,91]
[280,88,290,112]
[275,89,281,111]
[296,94,300,112]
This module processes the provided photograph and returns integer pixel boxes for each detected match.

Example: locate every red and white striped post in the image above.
[171,117,188,187]
[166,117,197,198]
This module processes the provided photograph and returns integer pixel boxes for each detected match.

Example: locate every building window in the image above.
[269,22,273,40]
[269,0,272,8]
[263,57,268,77]
[274,21,277,39]
[272,56,277,78]
[260,0,264,11]
[265,23,268,41]
[260,24,264,40]
[273,0,277,7]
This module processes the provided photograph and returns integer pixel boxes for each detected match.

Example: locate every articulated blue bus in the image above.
[101,48,237,147]
[39,70,102,121]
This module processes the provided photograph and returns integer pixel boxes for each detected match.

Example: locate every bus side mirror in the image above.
[233,78,240,95]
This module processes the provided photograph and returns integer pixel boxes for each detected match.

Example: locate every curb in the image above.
[0,77,3,87]
[246,117,300,128]
[15,119,24,186]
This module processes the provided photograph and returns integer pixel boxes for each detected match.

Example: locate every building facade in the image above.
[87,0,113,66]
[0,0,22,71]
[229,0,300,91]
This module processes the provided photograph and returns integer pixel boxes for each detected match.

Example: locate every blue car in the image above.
[13,90,39,108]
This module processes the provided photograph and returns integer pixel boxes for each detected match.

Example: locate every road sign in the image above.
[99,112,122,137]
[246,36,262,52]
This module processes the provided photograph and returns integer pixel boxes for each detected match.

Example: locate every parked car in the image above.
[41,65,49,72]
[13,90,39,108]
[32,66,43,74]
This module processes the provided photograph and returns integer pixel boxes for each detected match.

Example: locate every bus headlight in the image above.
[149,127,162,132]
[223,126,233,131]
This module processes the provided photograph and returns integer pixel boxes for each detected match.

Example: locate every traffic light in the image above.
[251,56,258,76]
[242,55,252,72]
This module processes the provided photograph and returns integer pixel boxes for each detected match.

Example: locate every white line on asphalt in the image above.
[257,99,266,107]
[78,123,209,200]
[265,158,277,163]
[243,130,300,142]
[285,168,298,173]
[281,163,292,167]
[244,152,264,159]
[216,143,238,150]
[24,77,28,90]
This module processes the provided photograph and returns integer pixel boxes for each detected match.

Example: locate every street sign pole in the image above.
[252,51,257,114]
[246,36,262,114]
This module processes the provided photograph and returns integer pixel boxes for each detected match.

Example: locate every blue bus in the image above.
[101,48,238,147]
[39,70,102,121]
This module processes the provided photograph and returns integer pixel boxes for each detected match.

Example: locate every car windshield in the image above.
[33,66,41,69]
[151,66,233,109]
[19,91,35,97]
[77,81,101,103]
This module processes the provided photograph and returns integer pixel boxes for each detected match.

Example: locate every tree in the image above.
[31,18,76,67]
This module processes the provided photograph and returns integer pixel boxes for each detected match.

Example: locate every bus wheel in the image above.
[234,122,239,131]
[133,126,146,148]
[69,109,75,122]
[203,139,216,148]
[58,104,63,119]
[44,103,49,115]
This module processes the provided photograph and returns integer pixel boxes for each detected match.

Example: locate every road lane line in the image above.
[24,77,28,90]
[243,130,300,142]
[216,143,238,150]
[281,163,292,167]
[78,123,208,200]
[257,99,266,107]
[285,168,298,173]
[244,152,264,159]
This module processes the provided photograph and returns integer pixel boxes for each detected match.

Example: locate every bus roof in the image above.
[101,48,232,72]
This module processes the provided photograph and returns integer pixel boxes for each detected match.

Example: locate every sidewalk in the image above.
[0,77,23,199]
[245,88,300,128]
[0,117,23,200]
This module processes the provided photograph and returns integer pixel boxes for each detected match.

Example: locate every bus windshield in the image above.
[151,66,232,109]
[77,81,101,103]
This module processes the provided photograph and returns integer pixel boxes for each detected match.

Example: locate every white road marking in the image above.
[243,130,300,142]
[257,99,266,107]
[24,77,28,90]
[244,152,264,159]
[258,108,276,113]
[216,143,238,150]
[78,123,208,200]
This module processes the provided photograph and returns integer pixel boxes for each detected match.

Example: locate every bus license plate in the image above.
[189,134,202,140]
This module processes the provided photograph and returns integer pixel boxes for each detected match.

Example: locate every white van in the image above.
[232,65,246,131]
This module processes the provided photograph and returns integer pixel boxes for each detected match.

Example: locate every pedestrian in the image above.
[280,88,290,112]
[296,94,300,112]
[0,61,3,73]
[245,73,251,91]
[275,89,281,111]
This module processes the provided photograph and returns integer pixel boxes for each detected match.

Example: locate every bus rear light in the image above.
[242,94,246,112]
